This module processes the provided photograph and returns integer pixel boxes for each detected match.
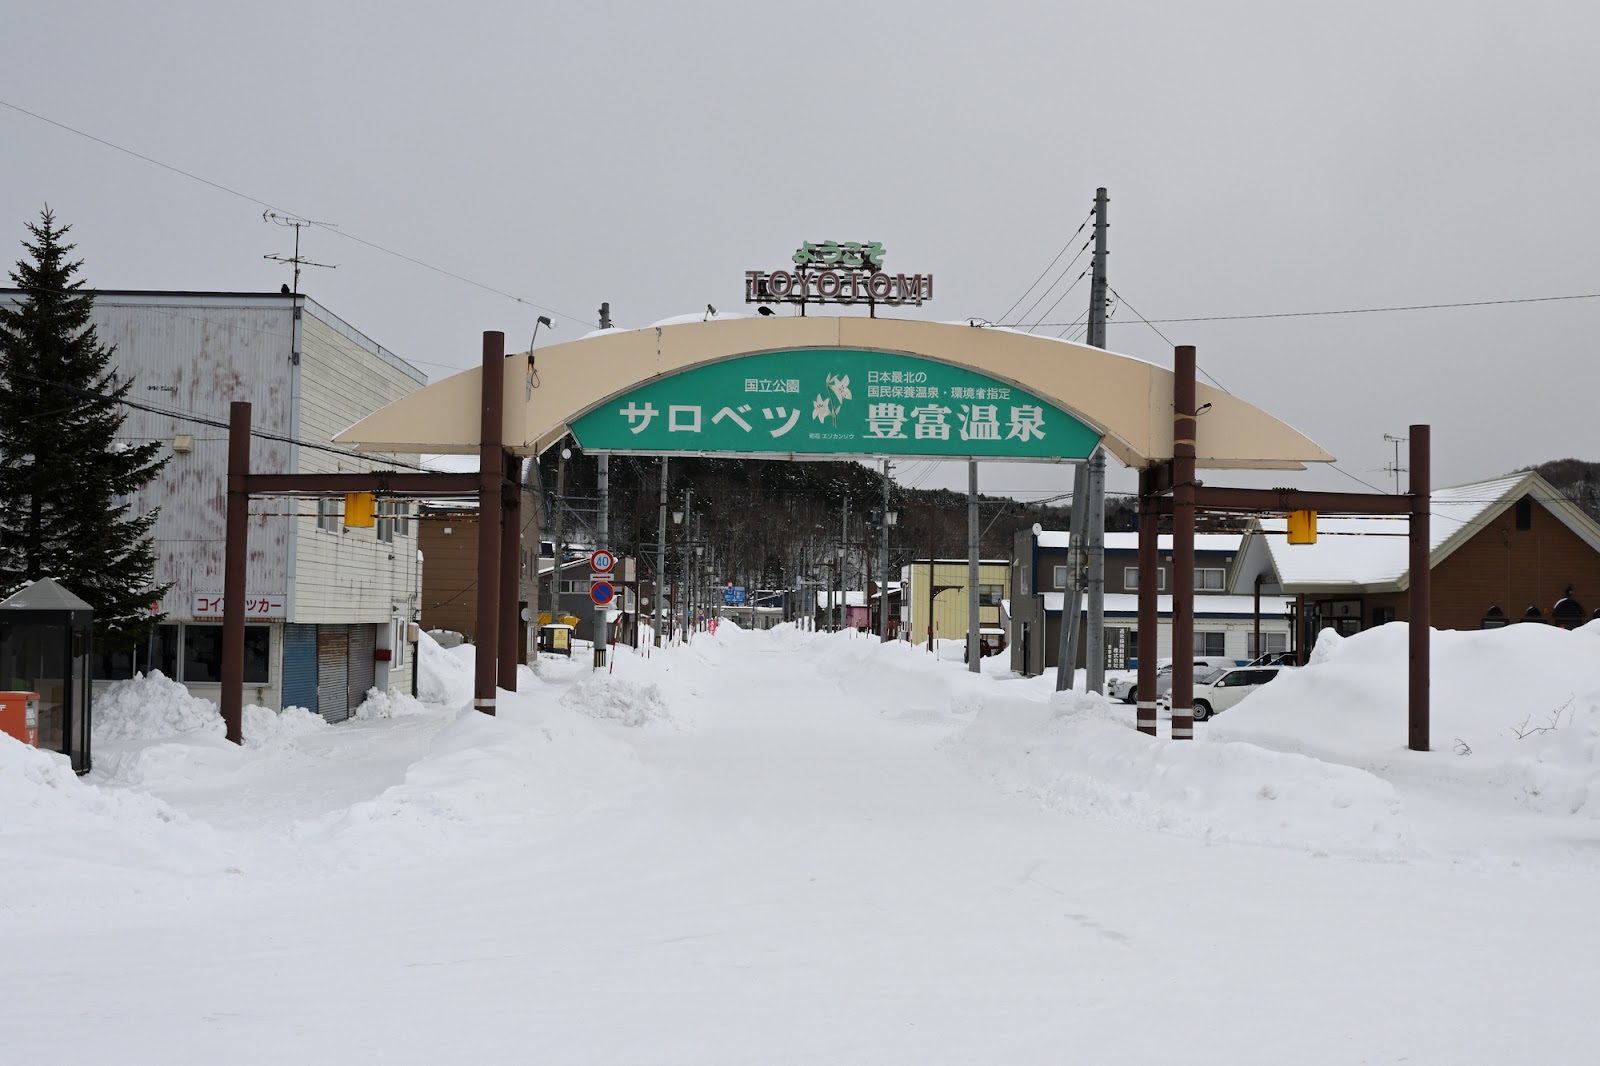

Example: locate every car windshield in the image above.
[1198,667,1228,685]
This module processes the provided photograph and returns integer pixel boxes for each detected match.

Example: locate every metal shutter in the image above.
[316,626,351,723]
[282,624,318,714]
[346,624,378,715]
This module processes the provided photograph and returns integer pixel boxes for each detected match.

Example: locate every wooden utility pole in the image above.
[1084,186,1109,692]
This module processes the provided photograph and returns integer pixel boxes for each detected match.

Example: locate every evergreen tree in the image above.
[0,207,169,649]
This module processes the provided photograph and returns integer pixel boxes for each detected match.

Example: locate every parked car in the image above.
[1156,664,1296,721]
[1106,656,1237,704]
[1243,650,1299,667]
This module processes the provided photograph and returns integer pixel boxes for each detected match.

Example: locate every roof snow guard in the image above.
[334,318,1333,471]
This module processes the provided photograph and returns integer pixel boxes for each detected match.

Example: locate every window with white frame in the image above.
[317,497,341,532]
[1196,631,1227,657]
[1125,567,1165,591]
[376,500,409,543]
[1195,568,1226,591]
[1053,565,1069,589]
[1247,631,1289,656]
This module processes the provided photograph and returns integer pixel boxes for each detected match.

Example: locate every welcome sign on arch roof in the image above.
[568,347,1103,462]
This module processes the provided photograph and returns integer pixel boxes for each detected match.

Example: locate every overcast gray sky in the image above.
[4,1,1596,502]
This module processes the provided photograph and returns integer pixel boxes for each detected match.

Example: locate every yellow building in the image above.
[902,559,1009,647]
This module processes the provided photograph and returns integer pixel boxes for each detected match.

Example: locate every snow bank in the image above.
[947,690,1407,854]
[561,673,675,727]
[1210,623,1600,816]
[93,671,226,740]
[315,692,642,850]
[354,688,435,719]
[94,672,327,748]
[417,629,473,705]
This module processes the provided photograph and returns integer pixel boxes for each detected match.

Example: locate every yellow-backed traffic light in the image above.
[344,492,376,528]
[1286,509,1317,545]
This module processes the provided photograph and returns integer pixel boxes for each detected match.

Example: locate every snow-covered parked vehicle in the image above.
[1156,664,1296,721]
[1106,657,1236,703]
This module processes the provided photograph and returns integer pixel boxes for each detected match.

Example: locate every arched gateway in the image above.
[332,317,1331,470]
[217,317,1432,754]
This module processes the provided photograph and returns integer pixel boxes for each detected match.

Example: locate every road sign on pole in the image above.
[590,549,616,573]
[590,581,616,606]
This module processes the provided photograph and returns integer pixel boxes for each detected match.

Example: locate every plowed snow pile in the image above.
[1210,623,1600,816]
[946,690,1408,854]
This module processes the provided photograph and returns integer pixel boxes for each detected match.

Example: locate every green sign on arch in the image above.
[568,348,1101,461]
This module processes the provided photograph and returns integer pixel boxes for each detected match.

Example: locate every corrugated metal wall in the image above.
[281,623,318,713]
[88,298,297,620]
[316,626,351,723]
[346,624,377,712]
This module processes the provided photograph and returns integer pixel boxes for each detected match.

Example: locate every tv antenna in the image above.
[1382,432,1409,494]
[262,211,336,293]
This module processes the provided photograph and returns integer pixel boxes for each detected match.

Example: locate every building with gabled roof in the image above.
[1242,471,1600,639]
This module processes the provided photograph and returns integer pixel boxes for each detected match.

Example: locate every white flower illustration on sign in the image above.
[813,372,852,427]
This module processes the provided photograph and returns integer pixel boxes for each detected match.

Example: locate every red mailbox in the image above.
[0,691,40,747]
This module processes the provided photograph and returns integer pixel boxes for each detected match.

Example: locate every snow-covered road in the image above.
[3,624,1598,1064]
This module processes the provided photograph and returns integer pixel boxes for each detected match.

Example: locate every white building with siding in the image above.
[0,289,426,720]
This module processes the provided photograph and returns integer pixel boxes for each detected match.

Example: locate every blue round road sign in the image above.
[590,581,615,606]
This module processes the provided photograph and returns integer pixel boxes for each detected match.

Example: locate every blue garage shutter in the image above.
[282,624,318,714]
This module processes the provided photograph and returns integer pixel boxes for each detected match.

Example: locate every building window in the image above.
[1053,565,1069,589]
[317,497,341,532]
[1514,497,1532,531]
[1125,567,1165,591]
[181,624,270,684]
[978,584,1004,607]
[1196,631,1226,657]
[1195,568,1226,591]
[1372,606,1396,626]
[1247,631,1289,656]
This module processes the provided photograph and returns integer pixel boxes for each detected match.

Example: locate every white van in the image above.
[1107,657,1238,704]
[1157,664,1295,720]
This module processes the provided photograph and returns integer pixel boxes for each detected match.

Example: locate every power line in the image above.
[0,96,594,329]
[995,207,1094,323]
[999,290,1600,329]
[1026,270,1090,333]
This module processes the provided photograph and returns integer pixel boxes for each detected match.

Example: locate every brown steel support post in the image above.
[1253,574,1263,662]
[1136,468,1158,736]
[1408,424,1431,751]
[1296,593,1307,666]
[474,331,505,715]
[1170,345,1198,741]
[221,401,251,745]
[498,454,520,692]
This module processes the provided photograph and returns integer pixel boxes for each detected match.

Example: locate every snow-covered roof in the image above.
[1255,473,1596,591]
[1036,531,1241,554]
[1038,592,1294,618]
[816,590,871,609]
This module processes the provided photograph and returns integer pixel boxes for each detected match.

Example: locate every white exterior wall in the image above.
[290,309,423,696]
[1131,617,1294,664]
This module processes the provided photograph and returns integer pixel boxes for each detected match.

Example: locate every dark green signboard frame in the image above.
[568,348,1101,462]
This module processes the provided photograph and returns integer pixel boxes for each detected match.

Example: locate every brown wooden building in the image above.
[417,504,538,652]
[1244,472,1600,640]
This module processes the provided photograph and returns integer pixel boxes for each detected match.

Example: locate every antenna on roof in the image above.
[262,211,337,294]
[1382,432,1409,494]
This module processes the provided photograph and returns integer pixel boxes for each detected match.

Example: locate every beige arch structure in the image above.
[334,317,1333,469]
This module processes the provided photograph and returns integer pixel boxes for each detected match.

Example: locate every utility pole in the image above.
[595,302,612,667]
[967,461,980,673]
[681,488,694,638]
[655,458,668,647]
[1056,461,1090,691]
[880,460,892,641]
[551,442,567,625]
[1083,186,1110,692]
[840,497,850,631]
